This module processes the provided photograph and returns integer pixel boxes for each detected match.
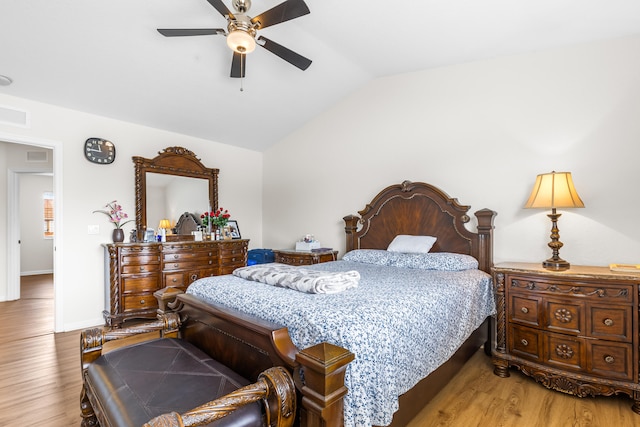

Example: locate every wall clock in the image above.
[84,138,116,164]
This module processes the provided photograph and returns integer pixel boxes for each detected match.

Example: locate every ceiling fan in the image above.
[158,0,312,78]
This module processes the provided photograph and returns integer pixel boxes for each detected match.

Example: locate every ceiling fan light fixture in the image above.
[227,29,256,54]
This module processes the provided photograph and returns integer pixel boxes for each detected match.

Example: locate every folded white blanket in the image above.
[232,263,360,294]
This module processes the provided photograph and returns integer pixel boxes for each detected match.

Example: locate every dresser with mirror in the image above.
[103,147,248,327]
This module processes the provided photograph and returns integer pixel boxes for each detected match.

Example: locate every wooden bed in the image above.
[156,180,496,427]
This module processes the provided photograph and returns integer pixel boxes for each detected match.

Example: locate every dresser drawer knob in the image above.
[603,318,614,327]
[604,355,615,364]
[174,254,179,259]
[139,299,145,305]
[208,260,213,265]
[174,263,179,267]
[521,339,529,346]
[520,307,529,314]
[139,266,146,272]
[172,278,178,282]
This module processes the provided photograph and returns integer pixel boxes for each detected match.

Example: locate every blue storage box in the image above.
[247,249,275,265]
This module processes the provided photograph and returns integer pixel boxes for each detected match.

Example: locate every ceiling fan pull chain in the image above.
[240,53,245,91]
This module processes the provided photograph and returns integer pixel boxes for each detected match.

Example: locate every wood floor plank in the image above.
[2,274,640,426]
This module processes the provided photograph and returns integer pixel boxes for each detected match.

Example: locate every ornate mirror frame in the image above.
[133,146,219,238]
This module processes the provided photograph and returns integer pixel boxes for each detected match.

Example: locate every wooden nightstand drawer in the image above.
[588,305,633,342]
[545,299,582,335]
[509,325,542,361]
[273,250,338,266]
[509,294,541,326]
[544,333,584,371]
[588,341,633,381]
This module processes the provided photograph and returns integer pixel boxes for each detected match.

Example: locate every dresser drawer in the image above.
[121,275,160,293]
[163,250,216,262]
[164,258,215,271]
[121,263,161,275]
[163,270,214,288]
[122,294,158,312]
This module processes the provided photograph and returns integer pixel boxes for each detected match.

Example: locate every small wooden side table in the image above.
[273,249,338,266]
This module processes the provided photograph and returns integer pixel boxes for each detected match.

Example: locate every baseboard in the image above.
[20,270,54,276]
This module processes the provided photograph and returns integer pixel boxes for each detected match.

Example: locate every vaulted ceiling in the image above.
[2,0,640,151]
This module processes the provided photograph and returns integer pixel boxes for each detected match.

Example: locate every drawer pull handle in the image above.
[520,307,529,314]
[208,260,213,265]
[172,278,177,282]
[174,255,179,259]
[521,339,528,346]
[174,263,179,267]
[603,318,614,327]
[604,355,615,364]
[139,266,146,271]
[140,299,145,305]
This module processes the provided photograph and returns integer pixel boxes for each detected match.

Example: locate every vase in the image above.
[112,228,125,243]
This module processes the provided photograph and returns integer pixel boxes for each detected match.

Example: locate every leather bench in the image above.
[80,314,296,427]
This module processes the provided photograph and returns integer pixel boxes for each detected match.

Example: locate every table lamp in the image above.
[158,219,171,232]
[524,171,584,270]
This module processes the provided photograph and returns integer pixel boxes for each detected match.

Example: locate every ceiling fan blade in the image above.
[206,0,235,20]
[230,52,246,78]
[258,36,311,70]
[250,0,310,29]
[157,28,225,37]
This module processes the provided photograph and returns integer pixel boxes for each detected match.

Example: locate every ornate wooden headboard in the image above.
[343,180,496,273]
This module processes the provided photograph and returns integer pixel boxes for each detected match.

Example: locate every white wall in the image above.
[0,95,263,331]
[263,35,640,267]
[20,173,54,275]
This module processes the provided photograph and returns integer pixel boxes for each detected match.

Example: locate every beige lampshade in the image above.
[524,171,585,209]
[158,219,171,230]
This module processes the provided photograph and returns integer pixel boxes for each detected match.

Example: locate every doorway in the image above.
[1,133,63,332]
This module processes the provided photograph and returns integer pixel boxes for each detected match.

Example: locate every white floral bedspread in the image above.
[187,258,495,427]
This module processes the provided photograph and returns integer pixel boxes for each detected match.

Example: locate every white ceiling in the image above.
[2,0,640,152]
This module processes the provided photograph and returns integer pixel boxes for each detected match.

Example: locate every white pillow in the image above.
[387,235,437,254]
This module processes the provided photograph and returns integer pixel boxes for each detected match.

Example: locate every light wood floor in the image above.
[1,274,639,426]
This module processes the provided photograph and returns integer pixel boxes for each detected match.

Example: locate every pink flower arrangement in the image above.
[201,207,231,228]
[93,200,134,229]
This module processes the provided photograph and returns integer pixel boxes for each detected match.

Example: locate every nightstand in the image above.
[492,262,640,414]
[273,249,338,266]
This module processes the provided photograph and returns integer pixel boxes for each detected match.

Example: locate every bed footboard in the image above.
[156,287,355,427]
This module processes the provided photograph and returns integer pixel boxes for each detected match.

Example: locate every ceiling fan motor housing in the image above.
[233,0,251,13]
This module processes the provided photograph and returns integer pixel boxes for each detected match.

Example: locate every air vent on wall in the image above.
[0,105,30,128]
[26,151,48,162]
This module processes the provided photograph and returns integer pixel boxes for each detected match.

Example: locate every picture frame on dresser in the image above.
[228,220,241,239]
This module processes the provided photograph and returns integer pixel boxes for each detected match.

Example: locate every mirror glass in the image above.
[145,173,210,231]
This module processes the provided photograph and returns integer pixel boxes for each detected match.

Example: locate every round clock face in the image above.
[84,138,116,164]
